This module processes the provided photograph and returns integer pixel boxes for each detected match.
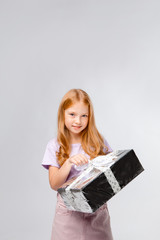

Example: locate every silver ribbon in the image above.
[90,152,122,194]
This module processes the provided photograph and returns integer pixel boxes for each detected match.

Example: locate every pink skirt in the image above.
[51,192,114,240]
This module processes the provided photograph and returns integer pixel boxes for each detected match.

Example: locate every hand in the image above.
[67,154,89,167]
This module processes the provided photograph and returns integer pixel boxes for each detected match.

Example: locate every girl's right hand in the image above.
[67,154,89,167]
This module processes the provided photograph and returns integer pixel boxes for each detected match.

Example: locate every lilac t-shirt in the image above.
[42,137,112,182]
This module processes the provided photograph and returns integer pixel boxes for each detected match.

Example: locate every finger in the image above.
[75,156,84,165]
[78,157,88,165]
[81,155,89,164]
[79,154,88,161]
[74,155,86,165]
[70,155,81,165]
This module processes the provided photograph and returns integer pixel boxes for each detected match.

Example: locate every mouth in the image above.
[72,125,81,129]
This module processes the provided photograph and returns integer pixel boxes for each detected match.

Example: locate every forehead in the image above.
[65,102,89,113]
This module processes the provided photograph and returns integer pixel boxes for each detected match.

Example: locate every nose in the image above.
[75,116,81,124]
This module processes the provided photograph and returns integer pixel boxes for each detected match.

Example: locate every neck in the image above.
[69,134,81,144]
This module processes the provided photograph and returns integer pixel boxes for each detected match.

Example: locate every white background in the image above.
[0,1,160,239]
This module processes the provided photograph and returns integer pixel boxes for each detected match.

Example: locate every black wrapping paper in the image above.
[58,149,144,213]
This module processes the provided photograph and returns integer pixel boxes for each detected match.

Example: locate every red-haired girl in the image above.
[42,89,114,240]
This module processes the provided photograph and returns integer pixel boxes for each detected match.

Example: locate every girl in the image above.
[42,89,114,240]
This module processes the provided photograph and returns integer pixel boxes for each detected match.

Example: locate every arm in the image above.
[49,160,72,191]
[48,154,88,191]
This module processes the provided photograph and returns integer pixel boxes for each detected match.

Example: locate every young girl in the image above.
[42,89,114,240]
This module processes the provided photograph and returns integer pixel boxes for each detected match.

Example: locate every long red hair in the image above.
[56,89,108,166]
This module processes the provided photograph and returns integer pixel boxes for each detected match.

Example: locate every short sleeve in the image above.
[41,138,60,170]
[103,137,113,153]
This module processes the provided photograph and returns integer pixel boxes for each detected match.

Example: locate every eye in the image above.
[82,115,88,117]
[70,113,74,116]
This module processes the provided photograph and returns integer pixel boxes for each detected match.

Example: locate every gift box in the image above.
[58,149,144,213]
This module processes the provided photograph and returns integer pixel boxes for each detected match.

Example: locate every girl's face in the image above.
[64,101,89,139]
